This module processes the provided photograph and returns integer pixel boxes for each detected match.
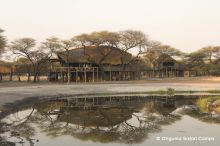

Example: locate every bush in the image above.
[196,96,220,113]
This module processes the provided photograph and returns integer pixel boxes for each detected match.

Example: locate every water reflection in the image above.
[0,95,220,146]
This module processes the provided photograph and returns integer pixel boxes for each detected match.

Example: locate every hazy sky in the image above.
[1,0,220,52]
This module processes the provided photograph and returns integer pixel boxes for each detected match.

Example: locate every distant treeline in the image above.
[0,29,220,82]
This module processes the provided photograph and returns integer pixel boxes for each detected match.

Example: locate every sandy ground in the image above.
[1,77,220,107]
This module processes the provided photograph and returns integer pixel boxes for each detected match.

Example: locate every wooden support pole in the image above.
[110,71,112,81]
[170,67,172,77]
[55,70,57,82]
[48,68,51,82]
[166,68,168,78]
[84,97,87,107]
[67,68,71,84]
[84,67,86,83]
[92,67,95,82]
[96,67,99,81]
[61,70,64,82]
[76,70,78,83]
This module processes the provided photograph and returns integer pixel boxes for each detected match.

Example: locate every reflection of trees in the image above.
[2,108,37,146]
[32,110,179,144]
[1,96,182,145]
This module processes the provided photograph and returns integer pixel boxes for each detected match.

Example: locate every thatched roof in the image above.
[155,54,186,70]
[57,46,132,65]
[157,54,176,63]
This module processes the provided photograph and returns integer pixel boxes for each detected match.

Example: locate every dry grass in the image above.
[1,75,48,82]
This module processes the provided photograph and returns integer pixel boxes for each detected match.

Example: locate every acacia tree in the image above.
[0,29,6,57]
[116,30,150,80]
[87,31,120,62]
[119,30,149,67]
[0,29,7,82]
[145,42,184,58]
[213,46,220,59]
[74,30,150,80]
[58,39,76,83]
[74,33,92,60]
[13,58,32,82]
[185,51,206,75]
[188,46,220,75]
[9,38,54,82]
[197,46,220,63]
[74,31,121,80]
[143,41,184,70]
[90,31,120,75]
[198,46,214,64]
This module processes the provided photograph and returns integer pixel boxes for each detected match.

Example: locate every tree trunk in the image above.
[33,65,37,83]
[0,73,2,82]
[10,68,13,81]
[98,64,106,81]
[27,72,31,82]
[37,73,40,82]
[33,73,37,83]
[18,74,21,82]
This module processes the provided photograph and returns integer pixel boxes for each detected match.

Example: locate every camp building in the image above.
[49,46,145,82]
[142,54,196,78]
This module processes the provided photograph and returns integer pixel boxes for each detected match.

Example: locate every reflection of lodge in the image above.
[49,46,143,82]
[49,46,198,82]
[3,95,219,146]
[3,95,200,145]
[51,95,178,110]
[59,108,133,127]
[48,96,179,127]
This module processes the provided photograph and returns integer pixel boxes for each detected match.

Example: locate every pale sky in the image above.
[1,0,220,52]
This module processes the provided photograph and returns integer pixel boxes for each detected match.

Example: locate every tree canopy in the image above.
[0,29,7,57]
[9,37,54,82]
[1,29,220,79]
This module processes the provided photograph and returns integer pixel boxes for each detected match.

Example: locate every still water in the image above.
[0,95,220,146]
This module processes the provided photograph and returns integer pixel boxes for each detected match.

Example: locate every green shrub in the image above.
[196,96,220,113]
[167,88,175,95]
[196,98,209,113]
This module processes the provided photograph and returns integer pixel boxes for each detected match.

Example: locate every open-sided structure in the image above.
[49,46,145,82]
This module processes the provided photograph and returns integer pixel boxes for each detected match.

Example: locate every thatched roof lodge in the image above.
[156,54,185,76]
[143,53,196,78]
[50,46,148,82]
[49,46,197,82]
